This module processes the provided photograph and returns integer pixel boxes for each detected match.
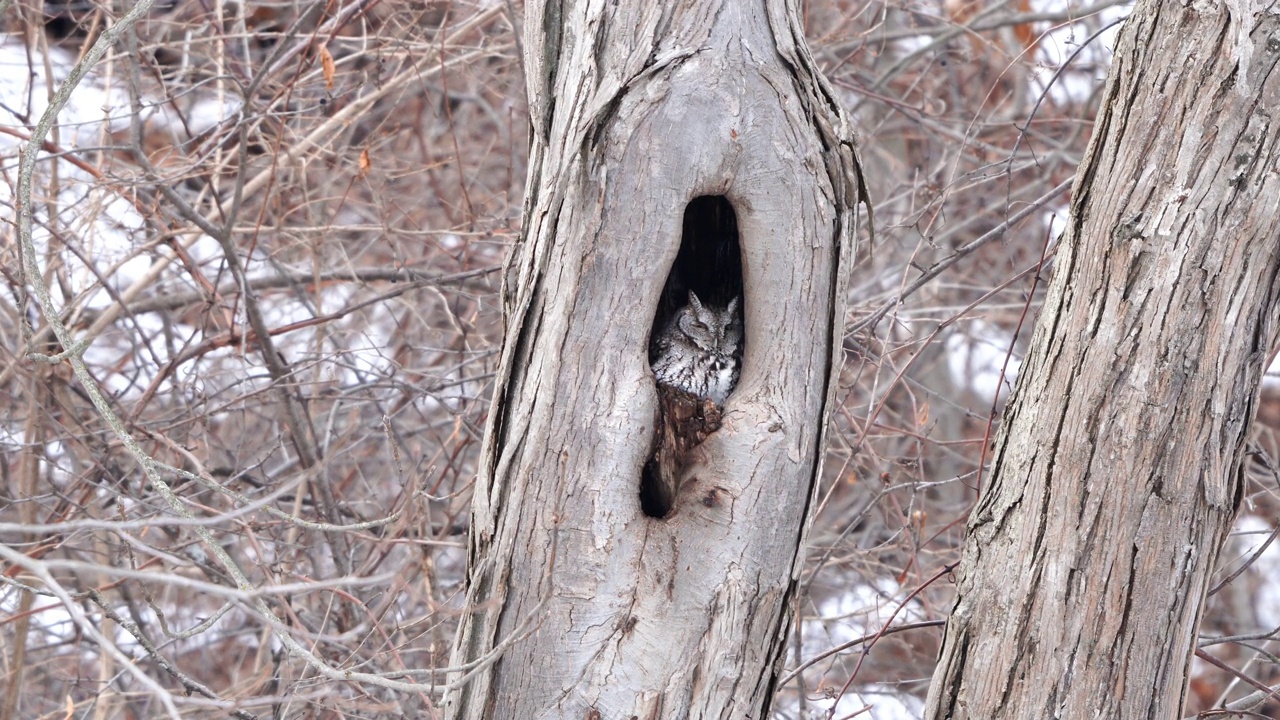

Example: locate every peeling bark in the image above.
[924,2,1280,718]
[443,1,866,718]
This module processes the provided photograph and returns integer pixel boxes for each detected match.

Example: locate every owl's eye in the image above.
[690,321,708,331]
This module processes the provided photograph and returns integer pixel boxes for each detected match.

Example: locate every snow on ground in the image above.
[1033,0,1129,106]
[0,33,414,403]
[796,689,923,720]
[946,317,1020,405]
[0,31,426,660]
[804,579,929,656]
[1224,514,1280,630]
[776,580,928,719]
[1,35,149,312]
[1264,356,1280,389]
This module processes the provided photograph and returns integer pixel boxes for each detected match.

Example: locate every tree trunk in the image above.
[925,2,1280,718]
[443,1,865,718]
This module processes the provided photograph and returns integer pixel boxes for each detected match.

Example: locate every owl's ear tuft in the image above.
[726,296,739,315]
[650,195,741,334]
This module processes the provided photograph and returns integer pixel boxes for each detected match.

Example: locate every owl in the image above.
[650,292,743,405]
[643,292,743,517]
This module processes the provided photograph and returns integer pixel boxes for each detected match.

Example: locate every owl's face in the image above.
[677,292,742,355]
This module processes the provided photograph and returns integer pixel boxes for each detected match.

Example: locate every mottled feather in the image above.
[644,292,742,515]
[650,292,742,405]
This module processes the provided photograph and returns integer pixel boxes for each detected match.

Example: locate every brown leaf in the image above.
[319,45,335,90]
[358,147,371,177]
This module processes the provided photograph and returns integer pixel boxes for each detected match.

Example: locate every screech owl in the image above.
[650,292,743,405]
[643,292,743,516]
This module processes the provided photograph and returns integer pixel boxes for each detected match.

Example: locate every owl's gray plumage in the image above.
[643,291,742,516]
[650,292,743,405]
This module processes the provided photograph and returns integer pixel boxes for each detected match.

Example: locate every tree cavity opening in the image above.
[640,195,744,519]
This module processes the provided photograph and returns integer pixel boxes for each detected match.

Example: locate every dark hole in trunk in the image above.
[638,452,676,519]
[640,195,744,519]
[650,196,744,330]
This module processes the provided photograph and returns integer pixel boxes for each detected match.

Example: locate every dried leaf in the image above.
[358,147,371,177]
[319,45,335,90]
[911,509,927,531]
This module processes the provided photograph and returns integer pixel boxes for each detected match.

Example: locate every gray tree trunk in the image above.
[443,1,866,718]
[925,2,1280,718]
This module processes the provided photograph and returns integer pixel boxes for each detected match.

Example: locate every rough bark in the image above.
[924,2,1280,718]
[442,1,865,718]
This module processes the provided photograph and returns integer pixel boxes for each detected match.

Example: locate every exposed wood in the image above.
[924,1,1280,717]
[444,0,866,717]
